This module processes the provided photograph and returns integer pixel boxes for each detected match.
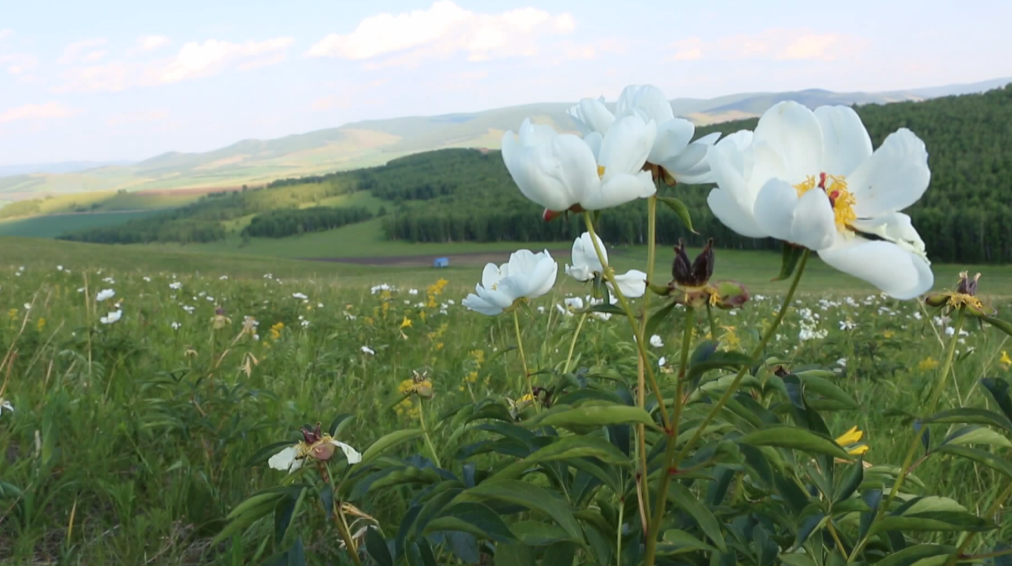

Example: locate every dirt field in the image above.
[303,248,573,268]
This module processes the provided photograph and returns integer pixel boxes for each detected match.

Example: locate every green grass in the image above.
[0,210,167,238]
[1,240,1011,564]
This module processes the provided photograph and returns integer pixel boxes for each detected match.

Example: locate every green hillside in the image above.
[4,80,1007,201]
[50,85,1012,265]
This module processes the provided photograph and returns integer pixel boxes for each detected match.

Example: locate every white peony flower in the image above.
[501,117,656,216]
[565,232,646,298]
[268,425,361,474]
[100,310,122,325]
[463,249,558,316]
[707,101,933,299]
[96,289,116,302]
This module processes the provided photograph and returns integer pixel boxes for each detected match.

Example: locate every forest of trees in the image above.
[58,85,1012,262]
[242,206,373,238]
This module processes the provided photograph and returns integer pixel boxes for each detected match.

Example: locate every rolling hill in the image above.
[1,77,1007,202]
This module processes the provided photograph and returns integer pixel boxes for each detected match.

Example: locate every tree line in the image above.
[242,206,373,239]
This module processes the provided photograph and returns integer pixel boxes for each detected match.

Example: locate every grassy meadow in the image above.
[1,237,1011,564]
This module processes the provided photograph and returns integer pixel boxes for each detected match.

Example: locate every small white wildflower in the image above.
[293,292,308,300]
[408,289,419,295]
[649,335,664,348]
[96,289,116,302]
[837,358,847,367]
[169,282,183,290]
[361,346,375,355]
[170,322,182,330]
[100,310,123,325]
[658,356,667,368]
[220,275,229,280]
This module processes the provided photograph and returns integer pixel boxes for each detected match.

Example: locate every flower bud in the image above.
[712,280,750,309]
[956,271,980,296]
[672,239,713,288]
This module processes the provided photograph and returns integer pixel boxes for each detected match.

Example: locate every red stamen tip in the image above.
[818,172,828,189]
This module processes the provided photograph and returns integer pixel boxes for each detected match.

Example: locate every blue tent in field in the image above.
[433,257,449,268]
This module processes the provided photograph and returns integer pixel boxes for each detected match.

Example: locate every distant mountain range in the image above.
[1,76,1008,203]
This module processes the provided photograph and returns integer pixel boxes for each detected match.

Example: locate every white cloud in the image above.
[0,102,76,123]
[0,53,38,75]
[0,29,12,41]
[665,29,863,62]
[157,38,294,83]
[59,38,109,65]
[107,109,170,126]
[137,35,170,51]
[57,37,294,92]
[307,1,574,65]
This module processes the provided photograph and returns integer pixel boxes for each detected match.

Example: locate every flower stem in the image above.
[643,305,695,563]
[848,306,967,563]
[324,466,364,566]
[636,195,659,523]
[513,309,534,404]
[706,302,718,340]
[562,313,587,374]
[583,212,670,430]
[416,397,442,468]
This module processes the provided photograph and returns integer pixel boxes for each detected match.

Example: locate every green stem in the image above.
[705,302,718,341]
[636,195,659,523]
[583,212,670,430]
[416,397,442,468]
[616,495,625,566]
[644,305,695,564]
[562,313,588,374]
[325,466,364,566]
[513,310,536,410]
[671,250,810,469]
[848,307,967,563]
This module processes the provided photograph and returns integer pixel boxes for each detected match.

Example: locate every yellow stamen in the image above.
[946,293,985,311]
[597,165,606,178]
[793,174,857,233]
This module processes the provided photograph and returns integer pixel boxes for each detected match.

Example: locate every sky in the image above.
[1,0,1010,165]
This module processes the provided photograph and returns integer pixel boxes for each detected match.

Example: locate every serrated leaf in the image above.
[942,425,1012,448]
[658,196,696,233]
[924,407,1012,432]
[936,444,1012,479]
[359,429,424,467]
[738,426,852,459]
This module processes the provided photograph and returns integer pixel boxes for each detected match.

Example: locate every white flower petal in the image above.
[330,440,362,464]
[707,186,766,238]
[753,101,824,182]
[846,128,930,217]
[814,105,872,176]
[850,212,928,262]
[598,115,656,179]
[501,122,598,212]
[581,171,656,210]
[648,118,694,165]
[616,84,674,123]
[268,446,298,472]
[754,179,835,250]
[611,269,647,298]
[569,96,614,135]
[818,236,934,299]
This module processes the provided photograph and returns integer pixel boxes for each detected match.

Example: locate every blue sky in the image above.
[1,0,1009,165]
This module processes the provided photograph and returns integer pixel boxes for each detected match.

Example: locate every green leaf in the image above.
[329,413,356,437]
[871,512,992,535]
[798,374,858,409]
[245,440,296,467]
[458,480,584,543]
[657,529,716,555]
[425,502,518,544]
[834,458,864,503]
[511,521,580,546]
[942,425,1012,448]
[779,553,818,566]
[645,301,678,339]
[982,315,1012,339]
[496,543,535,566]
[875,544,956,566]
[686,350,755,383]
[273,488,307,545]
[738,426,852,459]
[668,484,727,552]
[225,488,294,521]
[490,435,630,482]
[359,429,424,467]
[214,496,282,545]
[924,407,1012,432]
[527,404,658,430]
[936,444,1012,479]
[365,527,393,566]
[982,377,1012,423]
[774,244,806,281]
[658,196,696,233]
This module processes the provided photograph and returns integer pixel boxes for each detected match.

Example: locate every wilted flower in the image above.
[925,271,992,317]
[463,250,558,316]
[667,240,749,309]
[707,101,933,299]
[96,289,116,302]
[566,232,646,298]
[100,310,122,325]
[268,423,362,473]
[210,307,231,330]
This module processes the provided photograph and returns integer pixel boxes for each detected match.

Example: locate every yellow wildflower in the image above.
[835,426,869,456]
[918,357,940,371]
[720,326,741,351]
[882,330,895,339]
[364,317,375,327]
[419,310,427,323]
[400,316,412,329]
[269,322,285,341]
[36,317,46,331]
[435,343,444,351]
[7,308,17,321]
[465,371,478,384]
[1000,351,1011,369]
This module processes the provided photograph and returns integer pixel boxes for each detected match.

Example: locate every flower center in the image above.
[597,165,606,178]
[793,172,857,233]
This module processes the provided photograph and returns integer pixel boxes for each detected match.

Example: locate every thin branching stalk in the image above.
[513,309,533,402]
[562,313,587,374]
